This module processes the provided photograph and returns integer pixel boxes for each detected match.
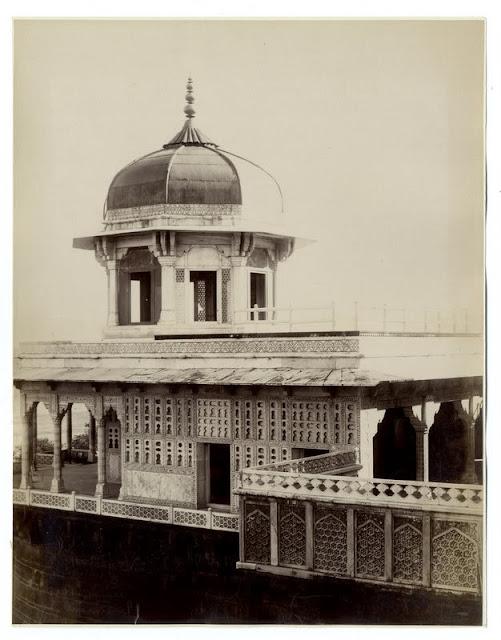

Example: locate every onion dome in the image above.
[104,78,284,231]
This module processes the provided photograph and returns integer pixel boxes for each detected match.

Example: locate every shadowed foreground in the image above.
[13,506,482,625]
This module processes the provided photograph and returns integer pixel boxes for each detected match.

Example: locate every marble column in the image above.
[106,259,119,326]
[31,406,38,472]
[412,400,440,482]
[462,397,478,484]
[359,408,385,478]
[95,417,107,497]
[230,257,248,324]
[20,406,33,490]
[50,412,65,493]
[157,256,176,325]
[65,404,73,464]
[88,413,96,463]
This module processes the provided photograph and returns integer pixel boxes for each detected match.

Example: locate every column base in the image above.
[19,477,32,490]
[50,478,65,493]
[95,482,112,498]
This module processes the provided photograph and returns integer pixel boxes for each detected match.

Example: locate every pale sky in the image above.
[13,19,484,343]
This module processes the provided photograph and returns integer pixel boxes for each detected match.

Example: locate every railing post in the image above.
[384,509,393,582]
[69,490,76,511]
[347,507,355,577]
[422,513,431,587]
[305,501,314,570]
[270,498,279,566]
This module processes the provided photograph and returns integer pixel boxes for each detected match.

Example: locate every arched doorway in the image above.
[373,408,416,481]
[429,402,468,483]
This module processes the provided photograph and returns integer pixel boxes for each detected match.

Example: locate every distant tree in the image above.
[72,433,89,450]
[37,438,54,453]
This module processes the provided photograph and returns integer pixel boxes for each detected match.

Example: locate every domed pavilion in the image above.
[74,78,295,337]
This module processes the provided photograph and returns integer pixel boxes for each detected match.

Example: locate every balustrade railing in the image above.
[261,447,359,475]
[232,302,479,334]
[13,488,239,532]
[237,469,483,513]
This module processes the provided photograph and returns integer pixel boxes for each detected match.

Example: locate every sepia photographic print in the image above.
[11,16,486,626]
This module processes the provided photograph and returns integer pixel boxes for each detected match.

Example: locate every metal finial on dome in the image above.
[184,77,195,119]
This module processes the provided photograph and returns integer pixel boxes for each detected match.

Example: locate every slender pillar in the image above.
[157,256,176,324]
[359,408,383,478]
[106,259,119,326]
[462,397,478,484]
[31,406,38,472]
[95,417,107,497]
[50,412,65,493]
[88,413,96,463]
[415,426,429,482]
[20,407,33,490]
[65,404,73,464]
[230,257,248,324]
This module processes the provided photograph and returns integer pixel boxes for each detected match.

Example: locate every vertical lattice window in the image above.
[144,439,151,464]
[177,442,184,467]
[187,442,193,468]
[333,402,343,444]
[108,425,119,449]
[291,400,329,445]
[244,400,253,439]
[186,398,194,437]
[245,445,254,468]
[143,398,151,433]
[166,441,173,466]
[234,444,242,471]
[154,398,162,435]
[133,397,140,433]
[125,397,131,432]
[256,401,266,440]
[175,269,185,282]
[134,439,141,463]
[163,398,173,435]
[222,268,231,323]
[270,446,279,464]
[270,401,279,441]
[257,446,266,466]
[197,399,231,438]
[346,402,357,445]
[281,402,288,442]
[125,438,131,463]
[234,401,242,440]
[281,447,289,461]
[155,440,163,465]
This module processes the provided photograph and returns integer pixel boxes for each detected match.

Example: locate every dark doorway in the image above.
[208,444,231,505]
[250,272,266,320]
[373,408,416,481]
[429,402,468,483]
[130,271,152,323]
[190,271,217,322]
